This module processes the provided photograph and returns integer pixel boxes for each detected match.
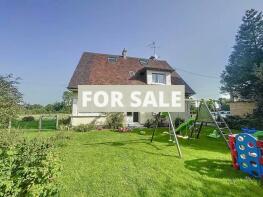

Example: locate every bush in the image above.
[174,117,185,128]
[144,119,156,128]
[59,116,71,126]
[106,113,124,129]
[58,117,71,131]
[144,115,169,128]
[0,130,60,196]
[21,116,35,121]
[73,124,95,132]
[225,115,263,130]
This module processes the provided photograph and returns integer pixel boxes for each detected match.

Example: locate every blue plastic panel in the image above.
[235,133,263,178]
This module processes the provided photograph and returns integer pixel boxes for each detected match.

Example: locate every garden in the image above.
[1,126,262,196]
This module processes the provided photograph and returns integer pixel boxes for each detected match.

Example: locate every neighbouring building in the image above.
[68,50,195,126]
[229,101,257,117]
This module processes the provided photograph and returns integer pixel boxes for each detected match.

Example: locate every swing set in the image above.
[150,112,183,158]
[150,100,232,158]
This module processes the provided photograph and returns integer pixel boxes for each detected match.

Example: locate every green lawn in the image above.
[24,127,262,197]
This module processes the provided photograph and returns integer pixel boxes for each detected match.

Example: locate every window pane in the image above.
[152,73,157,83]
[159,74,166,83]
[152,73,166,84]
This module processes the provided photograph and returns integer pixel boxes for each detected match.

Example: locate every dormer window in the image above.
[108,56,117,63]
[152,73,166,84]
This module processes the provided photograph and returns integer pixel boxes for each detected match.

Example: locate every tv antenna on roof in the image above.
[147,41,160,59]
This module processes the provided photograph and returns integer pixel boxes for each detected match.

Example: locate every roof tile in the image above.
[68,52,195,95]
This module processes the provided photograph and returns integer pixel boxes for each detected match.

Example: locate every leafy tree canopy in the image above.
[62,90,73,113]
[221,9,263,101]
[21,91,73,114]
[221,9,263,114]
[0,74,23,127]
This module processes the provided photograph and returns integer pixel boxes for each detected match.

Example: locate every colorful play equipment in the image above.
[190,100,232,148]
[229,130,263,178]
[207,130,221,139]
[175,117,195,134]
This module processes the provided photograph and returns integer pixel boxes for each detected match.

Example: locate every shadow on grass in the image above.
[82,127,231,158]
[184,158,246,179]
[83,138,180,158]
[133,127,230,154]
[83,138,149,147]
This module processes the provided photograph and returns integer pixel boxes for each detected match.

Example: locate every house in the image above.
[68,50,195,126]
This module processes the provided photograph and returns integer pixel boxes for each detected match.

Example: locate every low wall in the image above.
[71,116,107,126]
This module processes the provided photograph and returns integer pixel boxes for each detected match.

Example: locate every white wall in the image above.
[71,116,106,126]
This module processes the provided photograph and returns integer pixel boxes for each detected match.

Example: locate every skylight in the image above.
[108,56,117,63]
[139,59,149,65]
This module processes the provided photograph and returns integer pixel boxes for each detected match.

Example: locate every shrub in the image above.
[59,124,70,131]
[159,116,169,127]
[58,117,71,131]
[225,115,263,130]
[0,130,60,196]
[174,117,185,128]
[144,119,156,128]
[106,113,124,129]
[21,116,35,121]
[144,115,169,128]
[59,116,71,126]
[73,124,96,132]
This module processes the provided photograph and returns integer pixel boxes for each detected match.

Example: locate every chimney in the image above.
[122,48,127,59]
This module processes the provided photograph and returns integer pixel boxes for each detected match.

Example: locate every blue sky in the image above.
[1,0,263,105]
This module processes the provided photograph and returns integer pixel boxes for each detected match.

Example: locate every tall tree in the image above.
[221,9,263,113]
[0,74,23,127]
[62,90,73,113]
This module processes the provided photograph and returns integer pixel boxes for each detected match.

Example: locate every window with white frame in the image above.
[152,73,166,84]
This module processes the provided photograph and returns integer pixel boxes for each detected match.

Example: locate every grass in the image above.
[23,127,263,197]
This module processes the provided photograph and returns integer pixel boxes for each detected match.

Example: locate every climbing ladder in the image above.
[191,100,232,148]
[151,112,182,158]
[205,101,232,148]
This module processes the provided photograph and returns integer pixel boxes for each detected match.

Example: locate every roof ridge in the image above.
[83,51,167,62]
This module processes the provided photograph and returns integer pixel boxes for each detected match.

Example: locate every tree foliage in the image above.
[106,113,124,129]
[0,130,66,196]
[221,9,263,114]
[62,90,73,113]
[22,91,73,114]
[0,74,23,128]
